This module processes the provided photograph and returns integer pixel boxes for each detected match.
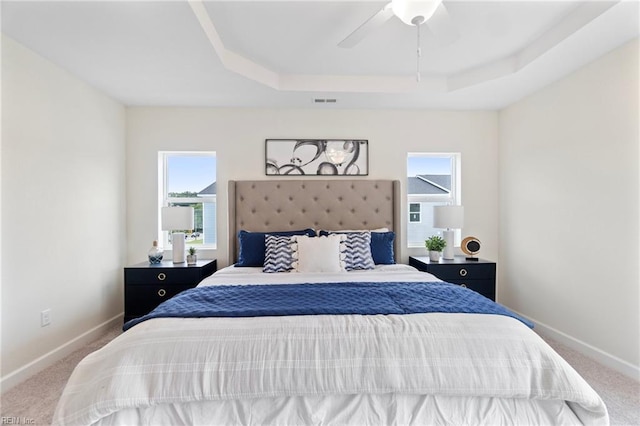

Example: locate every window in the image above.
[407,153,461,247]
[409,203,421,223]
[159,152,217,248]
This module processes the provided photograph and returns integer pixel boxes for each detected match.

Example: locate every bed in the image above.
[53,180,608,425]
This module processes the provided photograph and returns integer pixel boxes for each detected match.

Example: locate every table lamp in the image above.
[433,205,464,260]
[161,206,194,264]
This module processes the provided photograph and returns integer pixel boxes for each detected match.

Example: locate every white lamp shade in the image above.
[433,205,464,229]
[161,206,194,231]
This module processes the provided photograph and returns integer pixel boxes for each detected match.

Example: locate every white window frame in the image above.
[407,152,462,248]
[158,151,217,249]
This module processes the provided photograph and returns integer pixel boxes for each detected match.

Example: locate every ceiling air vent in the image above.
[313,98,337,104]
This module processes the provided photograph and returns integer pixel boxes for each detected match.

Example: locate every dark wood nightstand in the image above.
[124,259,217,323]
[409,256,496,301]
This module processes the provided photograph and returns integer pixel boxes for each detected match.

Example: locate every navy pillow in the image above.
[236,229,315,267]
[370,231,395,265]
[319,230,395,265]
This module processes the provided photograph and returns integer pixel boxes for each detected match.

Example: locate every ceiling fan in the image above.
[338,0,459,49]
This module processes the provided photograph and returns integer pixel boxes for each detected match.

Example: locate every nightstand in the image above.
[409,256,496,301]
[124,259,217,323]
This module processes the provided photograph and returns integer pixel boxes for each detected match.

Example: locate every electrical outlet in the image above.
[41,309,51,327]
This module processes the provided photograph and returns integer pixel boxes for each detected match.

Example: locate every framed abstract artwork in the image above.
[265,139,369,176]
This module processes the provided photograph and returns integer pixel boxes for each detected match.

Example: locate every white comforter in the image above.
[54,266,608,425]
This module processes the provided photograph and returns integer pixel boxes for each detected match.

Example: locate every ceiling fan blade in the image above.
[338,3,394,48]
[425,3,459,46]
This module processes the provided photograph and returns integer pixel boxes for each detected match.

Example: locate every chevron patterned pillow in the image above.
[263,234,297,273]
[342,232,375,271]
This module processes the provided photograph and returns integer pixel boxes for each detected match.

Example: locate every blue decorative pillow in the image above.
[263,235,297,273]
[236,229,315,267]
[340,232,375,271]
[370,231,395,265]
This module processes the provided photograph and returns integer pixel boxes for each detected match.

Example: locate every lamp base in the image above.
[172,232,186,264]
[442,229,455,260]
[465,256,479,262]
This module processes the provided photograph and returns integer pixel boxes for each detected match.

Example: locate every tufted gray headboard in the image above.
[228,180,401,263]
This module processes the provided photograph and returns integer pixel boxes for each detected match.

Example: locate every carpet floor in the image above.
[1,324,638,425]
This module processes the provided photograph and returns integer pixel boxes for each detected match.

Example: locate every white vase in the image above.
[429,251,441,262]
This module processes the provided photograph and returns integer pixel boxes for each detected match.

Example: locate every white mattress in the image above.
[54,266,608,425]
[198,263,441,286]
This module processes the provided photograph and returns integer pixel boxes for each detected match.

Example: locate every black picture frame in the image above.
[265,139,369,176]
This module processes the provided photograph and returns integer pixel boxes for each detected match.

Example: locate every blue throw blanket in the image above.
[124,281,533,331]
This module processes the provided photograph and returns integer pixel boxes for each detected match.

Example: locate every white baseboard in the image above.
[0,313,123,393]
[514,310,640,381]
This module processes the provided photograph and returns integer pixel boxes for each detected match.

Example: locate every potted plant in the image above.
[186,246,197,265]
[425,235,446,262]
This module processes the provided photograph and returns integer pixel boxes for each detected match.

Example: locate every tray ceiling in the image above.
[1,1,638,109]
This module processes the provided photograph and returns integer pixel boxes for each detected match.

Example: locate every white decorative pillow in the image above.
[321,228,389,233]
[263,235,297,273]
[341,232,375,271]
[292,235,346,273]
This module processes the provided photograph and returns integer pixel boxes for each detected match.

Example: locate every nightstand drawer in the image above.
[125,284,192,316]
[447,279,495,300]
[409,256,496,301]
[423,263,494,281]
[125,267,204,285]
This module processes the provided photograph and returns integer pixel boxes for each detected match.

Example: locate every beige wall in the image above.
[0,36,127,388]
[498,39,639,378]
[125,108,499,267]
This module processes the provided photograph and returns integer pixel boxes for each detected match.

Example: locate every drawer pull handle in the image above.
[158,273,166,281]
[158,289,167,297]
[459,268,468,277]
[460,283,467,288]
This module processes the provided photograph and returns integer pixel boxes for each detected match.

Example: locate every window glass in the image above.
[160,152,217,248]
[407,153,460,247]
[409,203,421,223]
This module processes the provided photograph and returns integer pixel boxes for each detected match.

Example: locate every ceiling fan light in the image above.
[391,0,443,26]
